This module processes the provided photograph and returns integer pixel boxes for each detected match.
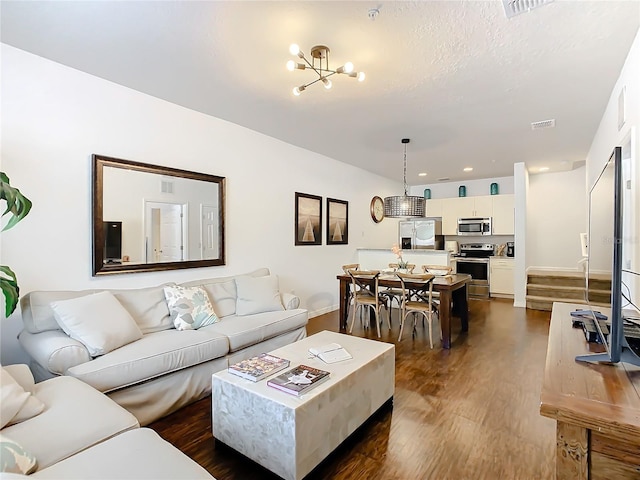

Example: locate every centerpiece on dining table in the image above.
[391,243,410,272]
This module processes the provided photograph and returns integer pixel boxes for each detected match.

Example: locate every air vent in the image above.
[161,180,174,194]
[438,177,450,182]
[503,0,554,18]
[531,119,556,130]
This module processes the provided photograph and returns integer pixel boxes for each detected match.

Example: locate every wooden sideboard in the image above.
[540,302,640,479]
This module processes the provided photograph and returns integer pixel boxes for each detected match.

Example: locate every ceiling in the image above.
[2,1,638,184]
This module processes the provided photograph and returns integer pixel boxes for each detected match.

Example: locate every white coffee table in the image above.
[211,330,395,480]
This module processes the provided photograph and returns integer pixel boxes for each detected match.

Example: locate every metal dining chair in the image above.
[380,263,415,322]
[347,270,389,338]
[396,272,437,347]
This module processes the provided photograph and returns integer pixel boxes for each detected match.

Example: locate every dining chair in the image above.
[341,264,360,320]
[396,272,437,347]
[421,265,451,319]
[347,270,389,338]
[380,263,415,323]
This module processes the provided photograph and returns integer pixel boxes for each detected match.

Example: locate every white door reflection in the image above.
[145,202,186,263]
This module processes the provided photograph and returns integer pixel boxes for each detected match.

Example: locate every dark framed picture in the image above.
[295,192,322,246]
[326,198,348,245]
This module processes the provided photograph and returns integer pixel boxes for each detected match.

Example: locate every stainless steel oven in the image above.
[453,243,494,298]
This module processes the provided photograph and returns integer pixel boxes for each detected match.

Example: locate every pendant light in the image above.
[383,138,425,218]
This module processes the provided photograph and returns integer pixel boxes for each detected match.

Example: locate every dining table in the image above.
[336,273,472,349]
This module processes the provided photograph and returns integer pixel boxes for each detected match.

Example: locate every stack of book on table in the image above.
[267,365,330,396]
[227,353,290,382]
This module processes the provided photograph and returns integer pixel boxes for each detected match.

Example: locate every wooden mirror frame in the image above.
[92,154,225,275]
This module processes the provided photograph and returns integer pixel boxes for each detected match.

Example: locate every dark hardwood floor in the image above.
[149,299,556,479]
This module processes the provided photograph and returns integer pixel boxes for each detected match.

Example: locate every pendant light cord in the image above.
[403,142,408,196]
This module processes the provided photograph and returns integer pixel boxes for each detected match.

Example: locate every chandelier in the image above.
[384,139,425,218]
[286,44,365,96]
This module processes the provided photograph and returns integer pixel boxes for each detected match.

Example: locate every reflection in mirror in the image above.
[92,155,225,275]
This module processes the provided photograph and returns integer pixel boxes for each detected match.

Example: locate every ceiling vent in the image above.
[531,119,556,130]
[503,0,554,18]
[161,179,174,194]
[437,177,450,182]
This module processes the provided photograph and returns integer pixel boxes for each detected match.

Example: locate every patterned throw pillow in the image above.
[163,285,219,330]
[0,434,37,474]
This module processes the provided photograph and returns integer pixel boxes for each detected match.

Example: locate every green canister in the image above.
[490,183,499,195]
[458,185,466,197]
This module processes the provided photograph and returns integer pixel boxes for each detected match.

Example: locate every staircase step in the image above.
[525,295,589,311]
[526,284,586,301]
[527,273,586,288]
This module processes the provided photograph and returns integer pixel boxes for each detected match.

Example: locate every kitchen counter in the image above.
[357,248,450,271]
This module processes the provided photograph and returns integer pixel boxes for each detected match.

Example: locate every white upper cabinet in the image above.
[491,194,515,235]
[440,194,515,235]
[424,198,443,218]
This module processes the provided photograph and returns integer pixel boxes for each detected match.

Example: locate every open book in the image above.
[309,343,352,364]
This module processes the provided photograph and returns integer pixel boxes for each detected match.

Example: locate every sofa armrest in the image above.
[18,329,91,376]
[281,292,300,310]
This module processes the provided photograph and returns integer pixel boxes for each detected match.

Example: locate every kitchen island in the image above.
[357,248,451,271]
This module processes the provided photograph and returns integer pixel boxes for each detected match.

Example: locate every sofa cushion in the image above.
[203,308,308,352]
[235,275,284,316]
[163,285,218,330]
[51,291,143,357]
[28,429,214,479]
[0,369,44,428]
[1,376,139,470]
[198,280,237,318]
[20,290,99,334]
[0,434,37,474]
[181,267,271,318]
[111,284,174,334]
[66,329,229,393]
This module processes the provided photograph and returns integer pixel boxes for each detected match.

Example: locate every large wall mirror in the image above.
[92,154,225,276]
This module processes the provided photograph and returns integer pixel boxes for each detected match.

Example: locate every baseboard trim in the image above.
[309,305,339,319]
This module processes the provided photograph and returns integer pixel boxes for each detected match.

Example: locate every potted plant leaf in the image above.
[1,172,32,317]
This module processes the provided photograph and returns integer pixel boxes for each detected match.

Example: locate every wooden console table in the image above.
[540,302,640,479]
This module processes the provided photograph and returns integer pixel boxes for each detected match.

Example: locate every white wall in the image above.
[586,30,640,308]
[527,167,587,270]
[0,45,401,364]
[409,176,514,199]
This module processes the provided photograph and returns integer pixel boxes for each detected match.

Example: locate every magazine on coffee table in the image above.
[309,343,352,364]
[267,364,330,396]
[228,353,290,382]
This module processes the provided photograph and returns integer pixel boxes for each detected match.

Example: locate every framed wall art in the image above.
[326,198,348,245]
[294,192,322,246]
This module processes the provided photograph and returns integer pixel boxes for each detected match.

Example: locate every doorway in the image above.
[144,201,187,262]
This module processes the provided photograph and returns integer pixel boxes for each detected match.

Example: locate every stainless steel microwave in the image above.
[457,217,492,236]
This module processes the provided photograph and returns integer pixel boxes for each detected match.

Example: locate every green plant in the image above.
[1,172,32,317]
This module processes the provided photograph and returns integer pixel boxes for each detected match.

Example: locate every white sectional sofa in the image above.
[0,364,214,479]
[17,268,308,425]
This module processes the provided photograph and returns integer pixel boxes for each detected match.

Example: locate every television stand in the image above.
[541,303,640,479]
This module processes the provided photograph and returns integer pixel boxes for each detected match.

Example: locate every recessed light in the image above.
[418,172,427,177]
[539,167,550,172]
[463,167,473,172]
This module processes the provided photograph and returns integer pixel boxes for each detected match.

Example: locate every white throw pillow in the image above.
[163,285,219,330]
[51,291,143,357]
[235,275,284,316]
[0,369,44,429]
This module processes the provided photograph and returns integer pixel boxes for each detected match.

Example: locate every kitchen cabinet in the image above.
[441,194,515,235]
[424,198,443,218]
[490,257,515,296]
[441,195,492,235]
[491,194,515,235]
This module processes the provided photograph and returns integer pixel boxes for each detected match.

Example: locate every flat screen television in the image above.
[576,146,640,366]
[103,221,122,264]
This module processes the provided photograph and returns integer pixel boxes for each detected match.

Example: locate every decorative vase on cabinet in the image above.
[458,185,466,197]
[424,188,431,200]
[490,182,499,195]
